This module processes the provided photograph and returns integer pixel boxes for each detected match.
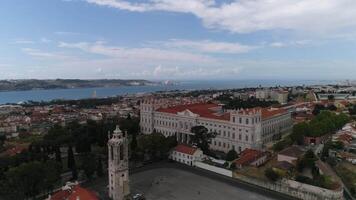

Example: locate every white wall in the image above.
[195,161,232,177]
[277,154,297,164]
[235,174,343,200]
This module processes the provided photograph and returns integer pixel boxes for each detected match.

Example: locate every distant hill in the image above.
[0,79,157,92]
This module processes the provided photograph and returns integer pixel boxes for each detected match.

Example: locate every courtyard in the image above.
[85,162,293,200]
[130,167,287,200]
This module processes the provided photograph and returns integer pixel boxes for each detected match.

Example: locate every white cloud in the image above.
[40,38,52,43]
[21,48,74,60]
[52,40,249,79]
[270,42,286,48]
[83,0,356,35]
[14,39,35,44]
[150,65,241,78]
[54,31,81,36]
[269,40,310,48]
[58,41,215,63]
[159,39,255,54]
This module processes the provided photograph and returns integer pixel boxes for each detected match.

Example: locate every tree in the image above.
[332,141,344,150]
[136,133,177,161]
[3,161,59,199]
[220,96,279,110]
[5,161,44,198]
[0,134,6,149]
[226,149,238,161]
[297,150,317,172]
[312,104,325,115]
[43,160,61,192]
[303,150,317,168]
[190,126,216,155]
[327,95,335,101]
[81,153,97,179]
[165,136,178,150]
[96,157,104,177]
[265,168,280,181]
[130,133,138,152]
[67,146,77,180]
[349,104,356,115]
[321,140,333,160]
[119,115,140,136]
[272,137,292,152]
[54,146,62,164]
[327,104,337,111]
[290,122,309,145]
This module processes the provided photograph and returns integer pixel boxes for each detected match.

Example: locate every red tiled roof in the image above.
[337,133,353,143]
[173,144,198,155]
[235,107,288,120]
[157,103,230,121]
[235,148,265,166]
[2,145,28,157]
[260,108,288,120]
[50,185,99,200]
[156,103,287,121]
[338,100,350,106]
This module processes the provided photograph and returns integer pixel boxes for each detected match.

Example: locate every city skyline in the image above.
[1,0,356,80]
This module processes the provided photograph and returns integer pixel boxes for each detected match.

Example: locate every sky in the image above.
[0,0,356,80]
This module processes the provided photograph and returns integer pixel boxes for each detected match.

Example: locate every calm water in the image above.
[0,80,328,104]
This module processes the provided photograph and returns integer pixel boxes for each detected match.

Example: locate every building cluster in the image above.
[0,97,140,140]
[140,98,293,153]
[255,88,289,104]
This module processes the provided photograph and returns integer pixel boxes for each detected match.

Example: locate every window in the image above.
[110,146,114,161]
[245,135,248,141]
[120,144,124,160]
[246,118,249,124]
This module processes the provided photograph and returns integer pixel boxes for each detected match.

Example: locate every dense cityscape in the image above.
[2,0,356,200]
[0,83,355,200]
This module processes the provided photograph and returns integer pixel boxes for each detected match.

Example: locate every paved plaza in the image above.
[86,163,292,200]
[130,168,284,200]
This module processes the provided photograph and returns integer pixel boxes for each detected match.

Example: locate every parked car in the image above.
[133,193,145,200]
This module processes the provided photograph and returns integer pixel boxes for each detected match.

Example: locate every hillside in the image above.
[0,79,156,92]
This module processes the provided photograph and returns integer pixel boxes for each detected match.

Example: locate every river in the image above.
[0,80,328,104]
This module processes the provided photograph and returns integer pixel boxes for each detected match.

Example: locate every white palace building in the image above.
[140,98,292,153]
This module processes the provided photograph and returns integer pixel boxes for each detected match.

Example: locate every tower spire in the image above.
[108,125,130,200]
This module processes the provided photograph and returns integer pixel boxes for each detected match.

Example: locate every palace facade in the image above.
[140,99,292,153]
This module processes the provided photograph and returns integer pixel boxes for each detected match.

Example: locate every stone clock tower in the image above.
[108,126,130,200]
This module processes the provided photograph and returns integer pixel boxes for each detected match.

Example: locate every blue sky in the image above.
[0,0,356,80]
